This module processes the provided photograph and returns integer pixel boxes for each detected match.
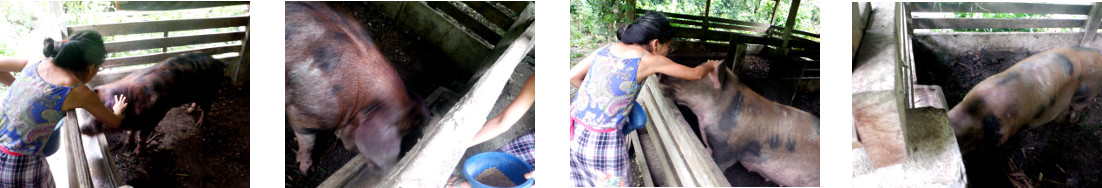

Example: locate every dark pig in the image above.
[660,65,820,186]
[948,47,1102,153]
[285,2,426,174]
[84,52,227,154]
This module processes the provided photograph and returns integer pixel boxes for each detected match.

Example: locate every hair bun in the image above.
[42,38,60,57]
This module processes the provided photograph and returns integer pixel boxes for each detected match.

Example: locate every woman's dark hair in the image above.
[42,30,106,72]
[617,12,674,48]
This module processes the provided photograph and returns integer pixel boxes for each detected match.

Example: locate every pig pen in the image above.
[94,81,249,187]
[636,55,819,187]
[894,2,1102,187]
[284,2,535,187]
[914,43,1102,187]
[48,2,252,187]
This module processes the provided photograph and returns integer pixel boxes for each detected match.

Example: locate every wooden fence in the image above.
[901,2,1102,107]
[66,3,250,86]
[59,3,249,187]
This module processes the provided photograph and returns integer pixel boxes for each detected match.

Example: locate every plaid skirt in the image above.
[570,123,630,187]
[0,151,54,188]
[499,131,535,167]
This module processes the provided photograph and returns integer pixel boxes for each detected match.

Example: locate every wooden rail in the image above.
[67,14,249,81]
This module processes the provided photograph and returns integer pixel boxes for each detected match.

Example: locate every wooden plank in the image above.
[642,77,730,186]
[639,104,678,186]
[906,2,1091,15]
[104,44,241,68]
[770,25,820,38]
[1083,3,1102,46]
[67,16,248,36]
[63,112,93,188]
[669,19,769,34]
[232,26,249,85]
[638,89,694,186]
[912,18,1085,29]
[462,1,514,30]
[378,5,534,187]
[105,31,245,53]
[319,155,368,187]
[114,1,248,11]
[628,132,655,187]
[426,1,502,44]
[497,1,528,13]
[641,114,680,186]
[640,9,772,28]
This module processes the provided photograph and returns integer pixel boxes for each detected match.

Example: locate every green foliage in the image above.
[569,0,632,65]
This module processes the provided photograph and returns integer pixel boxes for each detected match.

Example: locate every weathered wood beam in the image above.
[1082,3,1102,46]
[462,1,514,30]
[63,111,93,188]
[427,1,502,44]
[377,4,534,187]
[104,31,244,53]
[906,2,1091,15]
[638,9,772,29]
[104,44,241,68]
[67,15,248,36]
[114,1,248,11]
[912,18,1085,29]
[781,0,802,56]
[373,2,493,72]
[497,1,528,13]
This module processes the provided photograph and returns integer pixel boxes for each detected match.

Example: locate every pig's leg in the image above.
[335,125,358,152]
[1066,84,1094,124]
[287,105,319,174]
[193,101,213,126]
[293,131,316,174]
[134,127,155,155]
[187,102,199,114]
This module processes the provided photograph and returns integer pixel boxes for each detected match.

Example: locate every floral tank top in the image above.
[0,60,79,155]
[570,45,644,130]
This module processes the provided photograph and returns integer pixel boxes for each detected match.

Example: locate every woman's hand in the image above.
[113,94,128,115]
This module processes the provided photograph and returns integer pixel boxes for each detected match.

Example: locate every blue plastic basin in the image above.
[622,101,647,135]
[463,152,534,188]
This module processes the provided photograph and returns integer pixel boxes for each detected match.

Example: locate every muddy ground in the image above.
[108,81,249,187]
[284,2,532,187]
[914,46,1102,187]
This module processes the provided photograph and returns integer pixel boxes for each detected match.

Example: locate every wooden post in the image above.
[702,0,712,30]
[781,0,801,56]
[768,0,780,26]
[232,22,250,85]
[1082,2,1102,46]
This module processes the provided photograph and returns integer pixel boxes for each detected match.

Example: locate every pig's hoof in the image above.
[298,162,312,174]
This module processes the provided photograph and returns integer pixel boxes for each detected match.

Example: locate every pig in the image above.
[660,64,820,186]
[84,52,227,155]
[285,2,427,174]
[948,47,1102,153]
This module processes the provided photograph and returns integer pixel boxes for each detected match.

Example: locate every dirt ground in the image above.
[108,81,249,187]
[914,47,1102,187]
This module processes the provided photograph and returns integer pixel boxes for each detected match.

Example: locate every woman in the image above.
[0,30,128,187]
[569,12,719,187]
[447,75,536,188]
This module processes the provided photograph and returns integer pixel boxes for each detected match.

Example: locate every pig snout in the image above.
[354,118,401,173]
